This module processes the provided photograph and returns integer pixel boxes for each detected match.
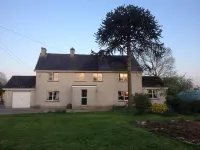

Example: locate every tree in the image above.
[140,47,176,77]
[0,72,7,94]
[163,74,193,96]
[93,5,164,108]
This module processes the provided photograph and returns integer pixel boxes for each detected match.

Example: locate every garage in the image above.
[12,92,31,108]
[3,76,36,108]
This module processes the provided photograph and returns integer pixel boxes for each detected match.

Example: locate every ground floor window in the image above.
[118,91,128,101]
[47,91,59,101]
[81,89,87,105]
[148,90,158,99]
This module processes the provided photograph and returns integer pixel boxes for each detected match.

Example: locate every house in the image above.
[3,47,167,109]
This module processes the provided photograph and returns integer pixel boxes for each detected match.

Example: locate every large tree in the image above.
[140,47,176,76]
[93,5,164,108]
[163,74,193,96]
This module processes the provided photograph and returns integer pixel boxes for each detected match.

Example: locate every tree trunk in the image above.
[127,45,132,108]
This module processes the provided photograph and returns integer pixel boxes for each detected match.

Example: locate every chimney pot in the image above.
[40,47,47,56]
[70,47,75,57]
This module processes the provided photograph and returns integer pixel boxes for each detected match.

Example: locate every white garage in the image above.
[3,76,36,108]
[12,92,31,108]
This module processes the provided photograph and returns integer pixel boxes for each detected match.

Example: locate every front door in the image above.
[81,89,87,105]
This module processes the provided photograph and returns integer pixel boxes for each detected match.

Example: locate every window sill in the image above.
[47,81,59,82]
[81,105,87,107]
[118,100,128,102]
[150,98,159,100]
[46,100,60,102]
[118,81,127,82]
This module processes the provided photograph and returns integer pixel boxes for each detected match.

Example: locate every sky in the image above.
[0,0,200,86]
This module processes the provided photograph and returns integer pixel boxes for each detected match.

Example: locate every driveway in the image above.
[0,106,41,115]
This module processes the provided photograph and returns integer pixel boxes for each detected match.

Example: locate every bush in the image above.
[134,93,151,114]
[167,95,200,114]
[152,103,168,114]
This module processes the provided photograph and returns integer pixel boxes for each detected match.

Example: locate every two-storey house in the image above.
[3,47,166,109]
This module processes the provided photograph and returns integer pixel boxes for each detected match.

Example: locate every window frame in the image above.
[76,73,85,81]
[81,89,87,106]
[93,73,103,82]
[46,91,59,101]
[118,91,128,101]
[119,73,127,82]
[148,89,158,99]
[48,72,59,81]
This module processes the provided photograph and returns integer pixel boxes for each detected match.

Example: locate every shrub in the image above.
[152,103,168,114]
[134,93,151,114]
[55,109,66,114]
[167,95,200,114]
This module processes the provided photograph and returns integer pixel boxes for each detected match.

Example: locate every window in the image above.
[48,72,59,81]
[76,73,85,81]
[47,91,59,101]
[118,91,128,101]
[81,89,87,105]
[93,73,103,81]
[148,90,158,99]
[119,73,127,81]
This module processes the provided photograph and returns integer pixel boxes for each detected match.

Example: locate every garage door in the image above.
[12,92,31,108]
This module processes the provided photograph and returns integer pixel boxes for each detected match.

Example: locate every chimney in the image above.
[70,47,75,57]
[40,47,47,56]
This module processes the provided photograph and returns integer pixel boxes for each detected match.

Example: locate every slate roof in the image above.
[34,54,142,71]
[4,76,36,88]
[142,76,164,87]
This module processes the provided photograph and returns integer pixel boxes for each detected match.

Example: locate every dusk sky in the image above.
[0,0,200,85]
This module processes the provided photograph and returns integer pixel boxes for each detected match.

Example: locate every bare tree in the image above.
[139,47,176,77]
[0,72,7,86]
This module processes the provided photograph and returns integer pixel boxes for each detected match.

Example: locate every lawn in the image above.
[0,110,200,150]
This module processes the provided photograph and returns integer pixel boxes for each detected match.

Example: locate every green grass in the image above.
[0,110,200,150]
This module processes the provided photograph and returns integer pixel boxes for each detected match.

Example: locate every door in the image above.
[81,89,87,105]
[12,92,31,108]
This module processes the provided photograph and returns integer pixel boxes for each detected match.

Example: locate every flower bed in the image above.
[136,120,200,144]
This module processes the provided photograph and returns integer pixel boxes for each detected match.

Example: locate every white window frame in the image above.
[148,89,158,99]
[118,91,128,101]
[119,73,127,81]
[46,91,59,101]
[76,73,85,81]
[81,89,87,106]
[93,73,103,81]
[48,72,59,81]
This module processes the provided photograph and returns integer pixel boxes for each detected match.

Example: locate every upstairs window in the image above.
[48,72,59,81]
[93,73,103,81]
[76,73,85,81]
[118,91,128,101]
[119,73,127,81]
[148,90,158,99]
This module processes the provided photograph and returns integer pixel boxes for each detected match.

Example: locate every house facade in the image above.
[3,47,166,109]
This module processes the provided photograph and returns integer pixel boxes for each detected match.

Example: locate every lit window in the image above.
[47,91,59,101]
[148,90,158,99]
[119,73,127,81]
[118,91,128,101]
[48,72,59,81]
[76,73,85,81]
[93,73,103,81]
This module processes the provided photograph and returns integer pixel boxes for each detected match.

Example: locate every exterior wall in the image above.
[35,72,142,109]
[4,90,35,108]
[142,87,167,104]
